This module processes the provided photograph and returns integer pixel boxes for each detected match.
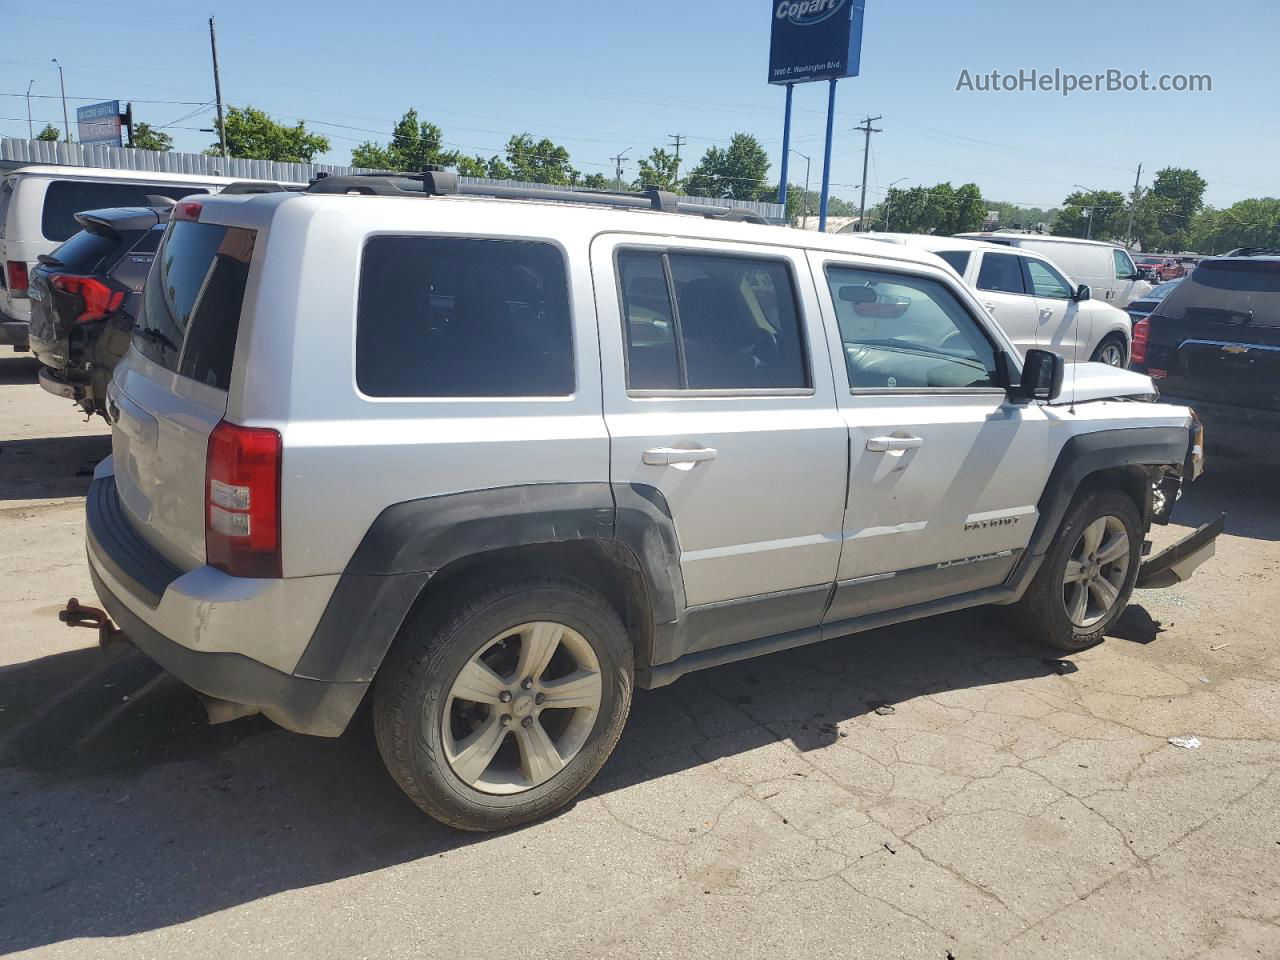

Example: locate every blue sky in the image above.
[2,0,1275,209]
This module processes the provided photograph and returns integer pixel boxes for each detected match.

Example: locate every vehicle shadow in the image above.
[0,435,111,501]
[0,606,1067,952]
[0,355,40,385]
[1174,458,1280,543]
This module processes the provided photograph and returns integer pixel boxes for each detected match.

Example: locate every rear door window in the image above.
[41,181,208,241]
[135,221,256,390]
[356,236,573,397]
[976,252,1026,294]
[617,250,810,391]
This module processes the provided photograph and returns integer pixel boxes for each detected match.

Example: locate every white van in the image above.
[955,233,1152,308]
[866,234,1134,366]
[0,166,243,349]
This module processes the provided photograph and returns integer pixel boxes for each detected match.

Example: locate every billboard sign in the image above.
[768,0,865,85]
[76,100,123,146]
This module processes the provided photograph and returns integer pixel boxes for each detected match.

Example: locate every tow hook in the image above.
[59,597,126,648]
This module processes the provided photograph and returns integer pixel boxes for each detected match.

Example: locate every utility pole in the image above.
[51,59,70,142]
[25,80,34,140]
[1125,162,1143,246]
[668,133,685,183]
[854,115,882,231]
[208,17,228,159]
[610,148,631,190]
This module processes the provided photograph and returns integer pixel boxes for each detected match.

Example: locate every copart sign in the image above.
[768,0,865,85]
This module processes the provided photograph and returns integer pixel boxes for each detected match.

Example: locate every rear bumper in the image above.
[85,464,358,736]
[38,366,86,400]
[1158,392,1280,464]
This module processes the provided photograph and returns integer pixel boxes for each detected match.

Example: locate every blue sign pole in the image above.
[818,78,838,232]
[777,83,794,211]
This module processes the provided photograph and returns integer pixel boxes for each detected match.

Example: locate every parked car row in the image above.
[75,171,1217,831]
[0,165,251,354]
[866,234,1135,366]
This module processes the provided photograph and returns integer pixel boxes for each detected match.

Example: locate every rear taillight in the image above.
[173,201,202,222]
[5,260,28,294]
[1131,317,1150,367]
[51,275,124,324]
[205,421,282,578]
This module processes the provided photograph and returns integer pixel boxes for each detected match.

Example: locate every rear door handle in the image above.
[866,435,924,453]
[643,446,718,467]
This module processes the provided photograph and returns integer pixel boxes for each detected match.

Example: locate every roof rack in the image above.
[1224,246,1280,257]
[300,169,769,224]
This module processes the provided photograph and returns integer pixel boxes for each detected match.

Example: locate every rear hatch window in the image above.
[1156,259,1280,327]
[135,220,256,390]
[42,181,207,242]
[46,227,138,274]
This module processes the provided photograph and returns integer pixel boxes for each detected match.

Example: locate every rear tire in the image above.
[373,574,633,832]
[1013,489,1143,652]
[1090,334,1128,368]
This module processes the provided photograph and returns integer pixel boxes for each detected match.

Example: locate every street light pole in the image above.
[25,80,34,139]
[884,177,907,231]
[789,150,811,226]
[51,59,69,142]
[1073,184,1095,240]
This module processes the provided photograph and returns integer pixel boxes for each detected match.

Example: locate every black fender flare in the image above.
[294,482,684,684]
[1004,424,1189,596]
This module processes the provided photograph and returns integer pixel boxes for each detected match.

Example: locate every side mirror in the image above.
[1019,348,1065,402]
[1073,284,1091,301]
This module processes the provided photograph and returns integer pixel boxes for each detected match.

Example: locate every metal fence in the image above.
[0,138,786,221]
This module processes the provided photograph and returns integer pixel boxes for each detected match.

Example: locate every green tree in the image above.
[1131,167,1207,251]
[983,200,1059,232]
[1053,189,1127,240]
[130,122,173,152]
[633,147,681,192]
[1188,197,1280,253]
[350,108,459,172]
[504,133,577,185]
[869,182,988,234]
[208,106,330,163]
[35,123,61,142]
[580,172,612,189]
[684,133,769,201]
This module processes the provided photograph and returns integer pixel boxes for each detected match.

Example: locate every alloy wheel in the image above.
[1096,341,1126,367]
[1062,515,1131,628]
[442,621,602,795]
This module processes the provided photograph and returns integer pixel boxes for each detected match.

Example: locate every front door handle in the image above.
[981,301,996,312]
[643,446,718,467]
[866,435,924,453]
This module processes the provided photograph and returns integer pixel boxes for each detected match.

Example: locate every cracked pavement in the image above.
[2,355,1278,959]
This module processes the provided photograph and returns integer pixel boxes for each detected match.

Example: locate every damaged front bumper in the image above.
[1137,513,1225,589]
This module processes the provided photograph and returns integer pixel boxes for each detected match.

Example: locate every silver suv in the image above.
[83,173,1218,831]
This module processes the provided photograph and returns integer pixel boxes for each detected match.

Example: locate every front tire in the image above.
[373,574,633,831]
[1014,489,1143,651]
[1090,334,1128,368]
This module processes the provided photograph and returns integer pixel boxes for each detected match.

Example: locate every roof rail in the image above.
[221,180,305,195]
[299,170,769,224]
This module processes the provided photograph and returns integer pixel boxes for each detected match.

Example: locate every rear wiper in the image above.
[132,326,180,352]
[37,253,63,267]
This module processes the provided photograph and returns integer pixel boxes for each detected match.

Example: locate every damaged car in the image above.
[66,173,1222,831]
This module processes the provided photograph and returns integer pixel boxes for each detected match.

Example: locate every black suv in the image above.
[1136,255,1280,464]
[28,204,170,417]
